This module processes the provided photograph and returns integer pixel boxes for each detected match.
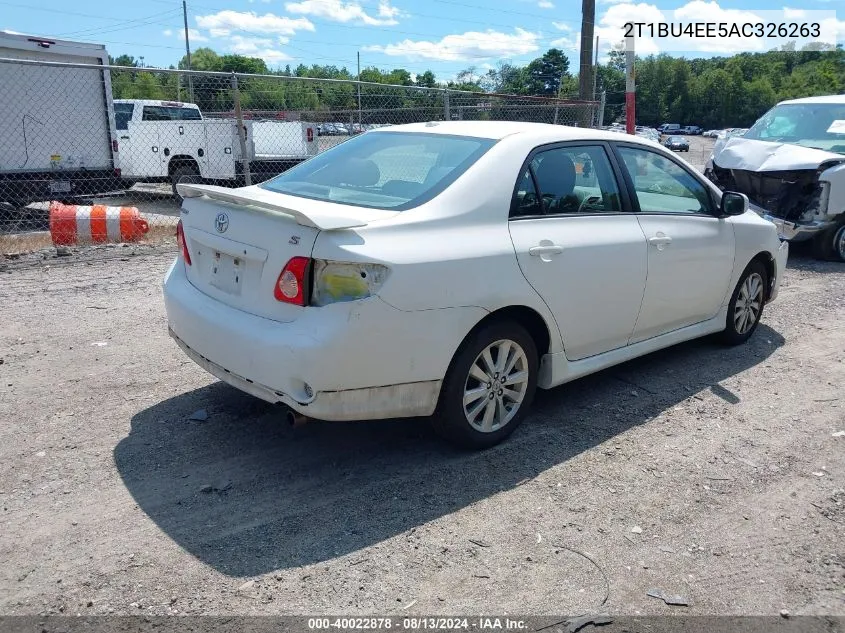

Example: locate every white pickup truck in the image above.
[114,99,318,199]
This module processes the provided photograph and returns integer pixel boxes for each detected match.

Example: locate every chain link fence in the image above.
[0,58,602,262]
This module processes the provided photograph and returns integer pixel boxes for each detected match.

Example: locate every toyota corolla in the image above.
[164,121,788,448]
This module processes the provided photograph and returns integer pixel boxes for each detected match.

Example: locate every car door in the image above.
[612,143,736,343]
[508,143,648,361]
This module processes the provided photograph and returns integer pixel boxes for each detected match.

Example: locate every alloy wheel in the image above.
[734,272,763,334]
[463,339,529,433]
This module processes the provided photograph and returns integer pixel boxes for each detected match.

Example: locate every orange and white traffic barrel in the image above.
[49,202,150,246]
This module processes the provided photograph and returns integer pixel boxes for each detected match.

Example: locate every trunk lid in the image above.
[177,184,392,322]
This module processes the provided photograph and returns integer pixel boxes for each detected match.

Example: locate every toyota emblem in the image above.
[214,212,229,233]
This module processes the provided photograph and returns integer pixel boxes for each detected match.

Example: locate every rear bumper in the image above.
[170,329,441,420]
[0,169,123,204]
[163,259,484,421]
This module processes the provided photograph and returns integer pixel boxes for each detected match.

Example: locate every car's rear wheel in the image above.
[433,321,538,449]
[811,220,845,262]
[720,260,767,345]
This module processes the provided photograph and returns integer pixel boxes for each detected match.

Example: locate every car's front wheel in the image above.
[721,260,767,345]
[433,321,538,449]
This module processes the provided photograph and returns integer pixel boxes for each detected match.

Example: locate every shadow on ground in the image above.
[115,325,784,577]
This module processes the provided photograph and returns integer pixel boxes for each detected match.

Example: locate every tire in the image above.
[811,220,845,262]
[171,165,201,203]
[432,320,538,449]
[720,260,768,345]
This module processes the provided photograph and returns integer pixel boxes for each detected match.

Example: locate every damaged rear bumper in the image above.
[170,329,441,421]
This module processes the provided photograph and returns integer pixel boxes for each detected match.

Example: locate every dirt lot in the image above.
[0,238,843,617]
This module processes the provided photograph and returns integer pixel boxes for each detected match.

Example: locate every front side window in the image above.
[261,132,496,210]
[512,145,622,217]
[617,147,712,214]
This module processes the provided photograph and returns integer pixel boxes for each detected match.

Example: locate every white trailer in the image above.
[0,32,121,205]
[114,99,318,198]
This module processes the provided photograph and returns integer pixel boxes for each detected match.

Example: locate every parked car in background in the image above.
[663,135,690,152]
[166,121,786,448]
[705,95,845,261]
[686,126,703,135]
[659,123,681,135]
[703,129,721,137]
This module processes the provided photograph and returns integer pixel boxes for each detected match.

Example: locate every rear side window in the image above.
[142,106,202,121]
[261,131,496,210]
[114,103,134,130]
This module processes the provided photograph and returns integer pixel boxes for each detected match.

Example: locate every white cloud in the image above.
[783,8,806,19]
[228,35,292,63]
[195,10,314,37]
[538,0,555,8]
[162,27,208,42]
[593,2,665,55]
[364,28,540,61]
[284,0,404,26]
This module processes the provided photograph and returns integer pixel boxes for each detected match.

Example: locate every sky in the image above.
[2,0,843,81]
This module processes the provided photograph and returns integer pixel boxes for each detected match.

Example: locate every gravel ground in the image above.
[0,239,843,617]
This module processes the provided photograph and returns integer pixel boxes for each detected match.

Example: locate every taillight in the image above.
[306,127,314,142]
[274,256,310,305]
[176,219,192,265]
[112,139,119,152]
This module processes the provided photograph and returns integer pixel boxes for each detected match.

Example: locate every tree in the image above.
[416,70,437,88]
[525,48,570,96]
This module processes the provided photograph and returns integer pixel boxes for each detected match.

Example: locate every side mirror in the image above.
[720,191,748,217]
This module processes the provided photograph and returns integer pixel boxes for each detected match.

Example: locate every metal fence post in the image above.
[443,88,450,121]
[231,72,251,187]
[598,90,606,128]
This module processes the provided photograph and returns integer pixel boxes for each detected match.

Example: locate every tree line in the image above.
[109,43,844,128]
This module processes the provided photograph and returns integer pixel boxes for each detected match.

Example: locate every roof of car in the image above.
[778,94,845,106]
[370,120,656,143]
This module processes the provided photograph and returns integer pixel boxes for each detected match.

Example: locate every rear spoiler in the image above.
[177,183,368,231]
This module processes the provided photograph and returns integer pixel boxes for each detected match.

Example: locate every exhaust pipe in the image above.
[286,408,309,427]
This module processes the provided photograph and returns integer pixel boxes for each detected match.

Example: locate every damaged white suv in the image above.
[705,95,845,262]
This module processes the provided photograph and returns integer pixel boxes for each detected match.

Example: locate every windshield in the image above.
[744,103,845,153]
[261,131,496,210]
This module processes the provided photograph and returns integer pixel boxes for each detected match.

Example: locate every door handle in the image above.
[528,243,563,262]
[120,135,129,140]
[648,234,672,250]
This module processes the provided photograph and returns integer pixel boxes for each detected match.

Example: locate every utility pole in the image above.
[591,35,599,126]
[578,0,595,102]
[182,0,194,102]
[357,51,362,126]
[625,32,635,134]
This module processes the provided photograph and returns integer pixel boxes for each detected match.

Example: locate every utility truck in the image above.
[114,99,318,199]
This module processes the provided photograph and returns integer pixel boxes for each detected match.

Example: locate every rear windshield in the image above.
[260,131,496,210]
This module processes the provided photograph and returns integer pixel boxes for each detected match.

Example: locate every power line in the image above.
[57,12,182,39]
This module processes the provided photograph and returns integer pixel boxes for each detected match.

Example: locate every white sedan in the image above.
[164,121,788,448]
